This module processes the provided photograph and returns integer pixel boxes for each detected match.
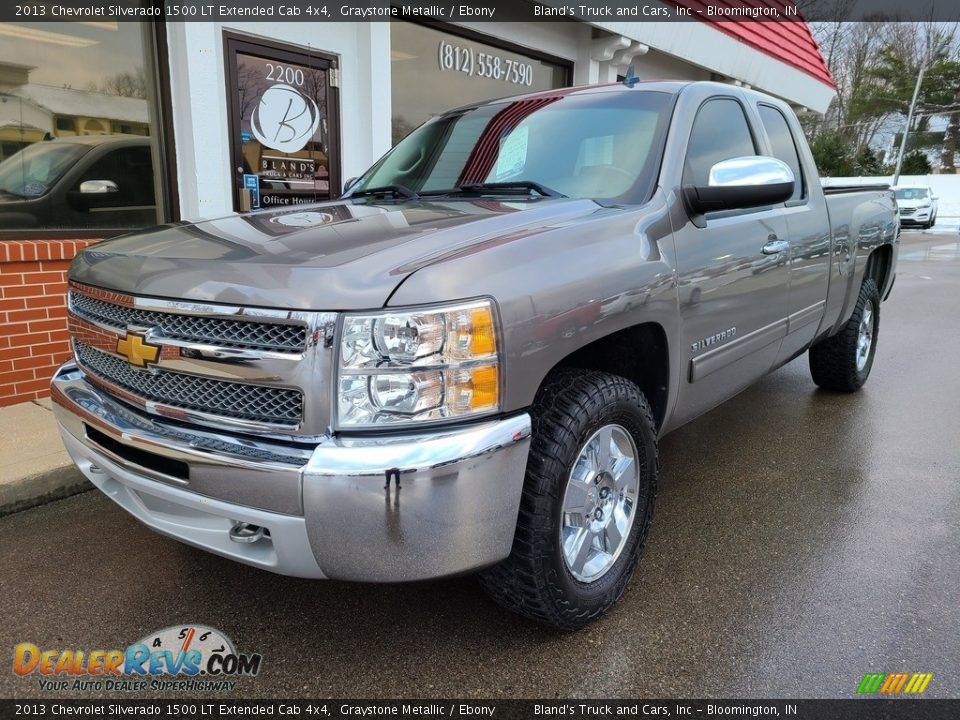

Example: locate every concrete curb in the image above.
[0,464,92,518]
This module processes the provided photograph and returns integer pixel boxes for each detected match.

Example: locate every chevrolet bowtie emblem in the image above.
[116,331,160,368]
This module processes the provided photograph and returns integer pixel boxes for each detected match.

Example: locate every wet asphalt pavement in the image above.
[1,231,958,700]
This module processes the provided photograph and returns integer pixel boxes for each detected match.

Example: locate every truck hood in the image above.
[70,197,609,310]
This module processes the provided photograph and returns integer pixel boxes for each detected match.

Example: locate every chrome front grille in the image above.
[70,291,307,352]
[67,282,336,437]
[74,341,303,427]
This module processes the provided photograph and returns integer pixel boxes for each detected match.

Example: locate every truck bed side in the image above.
[819,188,898,340]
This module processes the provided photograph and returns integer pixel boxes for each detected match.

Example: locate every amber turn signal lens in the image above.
[469,307,497,357]
[469,365,499,410]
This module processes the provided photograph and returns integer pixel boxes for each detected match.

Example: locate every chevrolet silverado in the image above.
[52,81,898,629]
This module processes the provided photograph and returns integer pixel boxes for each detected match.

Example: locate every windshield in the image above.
[894,188,929,200]
[0,142,89,199]
[351,90,673,203]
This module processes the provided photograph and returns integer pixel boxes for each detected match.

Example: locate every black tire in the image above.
[809,278,881,392]
[479,369,657,630]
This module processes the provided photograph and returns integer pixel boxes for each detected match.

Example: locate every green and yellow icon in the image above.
[857,672,933,695]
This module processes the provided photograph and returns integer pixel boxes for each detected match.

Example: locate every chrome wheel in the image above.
[856,299,874,372]
[560,424,640,583]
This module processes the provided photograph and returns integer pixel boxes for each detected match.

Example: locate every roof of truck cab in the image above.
[441,80,808,117]
[443,81,694,114]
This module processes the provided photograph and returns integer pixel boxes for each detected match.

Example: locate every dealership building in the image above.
[0,11,835,406]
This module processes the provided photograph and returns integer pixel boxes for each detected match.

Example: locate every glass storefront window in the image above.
[0,22,163,231]
[390,23,570,144]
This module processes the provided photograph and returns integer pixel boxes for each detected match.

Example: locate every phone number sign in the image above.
[438,39,535,86]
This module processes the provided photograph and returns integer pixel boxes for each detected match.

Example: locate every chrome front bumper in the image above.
[51,363,531,582]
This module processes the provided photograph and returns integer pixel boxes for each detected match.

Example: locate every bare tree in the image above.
[237,62,271,122]
[806,18,892,153]
[805,13,960,173]
[92,67,148,99]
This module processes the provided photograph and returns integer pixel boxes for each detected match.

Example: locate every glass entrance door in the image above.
[226,34,341,211]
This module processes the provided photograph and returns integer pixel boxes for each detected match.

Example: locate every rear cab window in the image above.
[757,104,806,203]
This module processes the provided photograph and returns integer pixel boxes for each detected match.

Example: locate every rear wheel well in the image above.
[552,323,670,430]
[864,245,892,297]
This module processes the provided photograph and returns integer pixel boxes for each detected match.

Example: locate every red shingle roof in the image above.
[665,1,836,88]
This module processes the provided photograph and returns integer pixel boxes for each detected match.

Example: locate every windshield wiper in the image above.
[451,181,565,198]
[0,187,26,199]
[349,184,419,200]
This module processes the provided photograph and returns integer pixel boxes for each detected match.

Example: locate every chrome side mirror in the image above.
[708,156,795,188]
[79,180,119,194]
[684,156,795,220]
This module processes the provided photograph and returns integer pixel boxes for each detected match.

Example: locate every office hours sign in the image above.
[226,34,340,211]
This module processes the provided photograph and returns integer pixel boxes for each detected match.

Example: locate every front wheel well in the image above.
[551,323,670,431]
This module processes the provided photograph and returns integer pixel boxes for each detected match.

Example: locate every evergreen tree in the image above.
[810,130,855,176]
[901,150,933,175]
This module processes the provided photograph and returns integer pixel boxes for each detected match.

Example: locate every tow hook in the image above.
[229,522,267,544]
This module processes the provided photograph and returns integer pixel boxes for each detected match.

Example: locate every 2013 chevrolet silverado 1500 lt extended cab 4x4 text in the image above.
[52,81,898,629]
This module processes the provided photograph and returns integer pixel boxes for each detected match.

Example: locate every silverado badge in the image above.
[691,327,737,354]
[116,331,160,368]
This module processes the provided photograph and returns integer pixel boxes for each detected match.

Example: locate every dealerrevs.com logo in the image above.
[13,625,262,693]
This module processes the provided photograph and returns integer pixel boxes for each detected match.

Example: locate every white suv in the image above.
[893,185,938,229]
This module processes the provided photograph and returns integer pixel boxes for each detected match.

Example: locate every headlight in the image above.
[337,299,500,428]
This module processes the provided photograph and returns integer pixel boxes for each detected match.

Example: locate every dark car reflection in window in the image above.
[0,135,158,231]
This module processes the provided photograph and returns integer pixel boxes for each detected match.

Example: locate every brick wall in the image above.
[0,239,99,407]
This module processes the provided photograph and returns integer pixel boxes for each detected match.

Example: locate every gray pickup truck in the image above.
[52,81,898,629]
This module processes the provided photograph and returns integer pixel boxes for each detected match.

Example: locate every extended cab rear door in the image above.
[667,87,791,427]
[754,102,831,363]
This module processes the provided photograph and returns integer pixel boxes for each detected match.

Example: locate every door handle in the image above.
[762,238,790,255]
